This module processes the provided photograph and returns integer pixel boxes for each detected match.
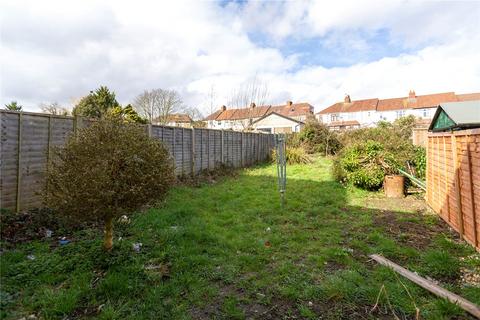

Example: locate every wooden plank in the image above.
[452,135,464,239]
[465,136,478,247]
[370,254,480,318]
[443,136,450,221]
[16,113,22,212]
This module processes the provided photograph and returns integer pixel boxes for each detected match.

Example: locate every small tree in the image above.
[40,102,70,116]
[45,118,174,250]
[298,118,341,155]
[4,101,23,111]
[133,89,184,124]
[109,104,147,124]
[73,86,120,118]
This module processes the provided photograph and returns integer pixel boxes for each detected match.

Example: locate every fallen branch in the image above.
[369,254,480,318]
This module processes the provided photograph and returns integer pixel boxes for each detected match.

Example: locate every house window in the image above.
[396,110,405,119]
[422,109,428,118]
[367,112,371,117]
[331,113,339,122]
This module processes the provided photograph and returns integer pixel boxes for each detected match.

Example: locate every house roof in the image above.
[318,91,480,114]
[204,102,313,121]
[166,113,192,123]
[327,120,360,127]
[251,112,305,126]
[204,110,223,121]
[428,100,480,132]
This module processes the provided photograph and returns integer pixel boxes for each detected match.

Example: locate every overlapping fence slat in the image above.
[426,129,480,250]
[0,110,275,212]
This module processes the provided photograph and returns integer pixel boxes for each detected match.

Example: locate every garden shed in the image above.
[426,100,480,250]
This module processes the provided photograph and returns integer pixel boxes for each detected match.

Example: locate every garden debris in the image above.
[266,227,271,232]
[144,262,170,278]
[264,241,271,248]
[59,237,70,245]
[26,254,35,260]
[118,215,130,224]
[45,229,53,238]
[370,254,480,318]
[133,242,142,252]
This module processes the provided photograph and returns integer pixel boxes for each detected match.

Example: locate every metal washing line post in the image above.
[275,134,287,208]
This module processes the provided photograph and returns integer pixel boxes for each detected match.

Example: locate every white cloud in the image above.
[1,0,479,115]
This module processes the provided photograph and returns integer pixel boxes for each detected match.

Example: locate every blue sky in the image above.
[1,0,479,113]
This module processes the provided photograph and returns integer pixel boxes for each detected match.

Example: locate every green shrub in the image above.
[334,116,422,189]
[272,147,312,165]
[413,146,426,180]
[333,141,398,189]
[297,118,341,155]
[45,118,174,250]
[338,126,415,167]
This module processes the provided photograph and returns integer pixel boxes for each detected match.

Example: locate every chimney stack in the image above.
[220,105,226,111]
[250,102,256,108]
[409,90,416,99]
[286,100,293,106]
[344,95,351,103]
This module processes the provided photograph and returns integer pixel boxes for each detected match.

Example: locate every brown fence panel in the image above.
[426,129,480,250]
[0,110,275,211]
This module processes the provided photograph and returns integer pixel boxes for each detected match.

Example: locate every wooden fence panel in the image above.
[427,129,480,250]
[0,110,274,211]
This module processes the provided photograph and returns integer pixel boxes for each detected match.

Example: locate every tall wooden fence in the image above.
[0,110,275,212]
[426,129,480,250]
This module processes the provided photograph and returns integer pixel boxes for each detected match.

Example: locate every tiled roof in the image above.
[270,103,314,117]
[327,120,360,127]
[204,102,313,121]
[318,91,480,114]
[457,93,480,101]
[166,113,192,122]
[204,110,223,121]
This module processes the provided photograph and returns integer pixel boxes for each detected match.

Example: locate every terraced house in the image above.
[317,90,480,130]
[204,101,314,132]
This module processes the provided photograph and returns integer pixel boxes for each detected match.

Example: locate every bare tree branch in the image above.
[132,89,184,124]
[40,102,70,116]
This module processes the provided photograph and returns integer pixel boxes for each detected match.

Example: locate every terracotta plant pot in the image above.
[384,175,405,198]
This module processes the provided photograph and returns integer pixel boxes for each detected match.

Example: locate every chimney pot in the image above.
[286,100,293,106]
[344,95,351,103]
[250,102,256,108]
[409,90,416,99]
[220,105,226,111]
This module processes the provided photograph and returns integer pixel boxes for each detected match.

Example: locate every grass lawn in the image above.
[2,157,479,319]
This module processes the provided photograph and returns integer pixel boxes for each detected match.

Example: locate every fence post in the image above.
[172,127,176,174]
[465,135,478,247]
[207,129,210,171]
[221,129,224,165]
[45,115,52,193]
[191,128,195,176]
[241,132,244,167]
[147,124,152,137]
[181,128,185,175]
[15,113,23,213]
[452,134,464,239]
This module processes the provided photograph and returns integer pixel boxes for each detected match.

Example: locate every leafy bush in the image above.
[45,118,174,250]
[413,146,426,180]
[333,141,398,189]
[297,118,341,155]
[334,116,422,189]
[272,147,312,165]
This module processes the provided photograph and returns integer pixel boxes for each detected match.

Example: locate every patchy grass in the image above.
[1,157,479,319]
